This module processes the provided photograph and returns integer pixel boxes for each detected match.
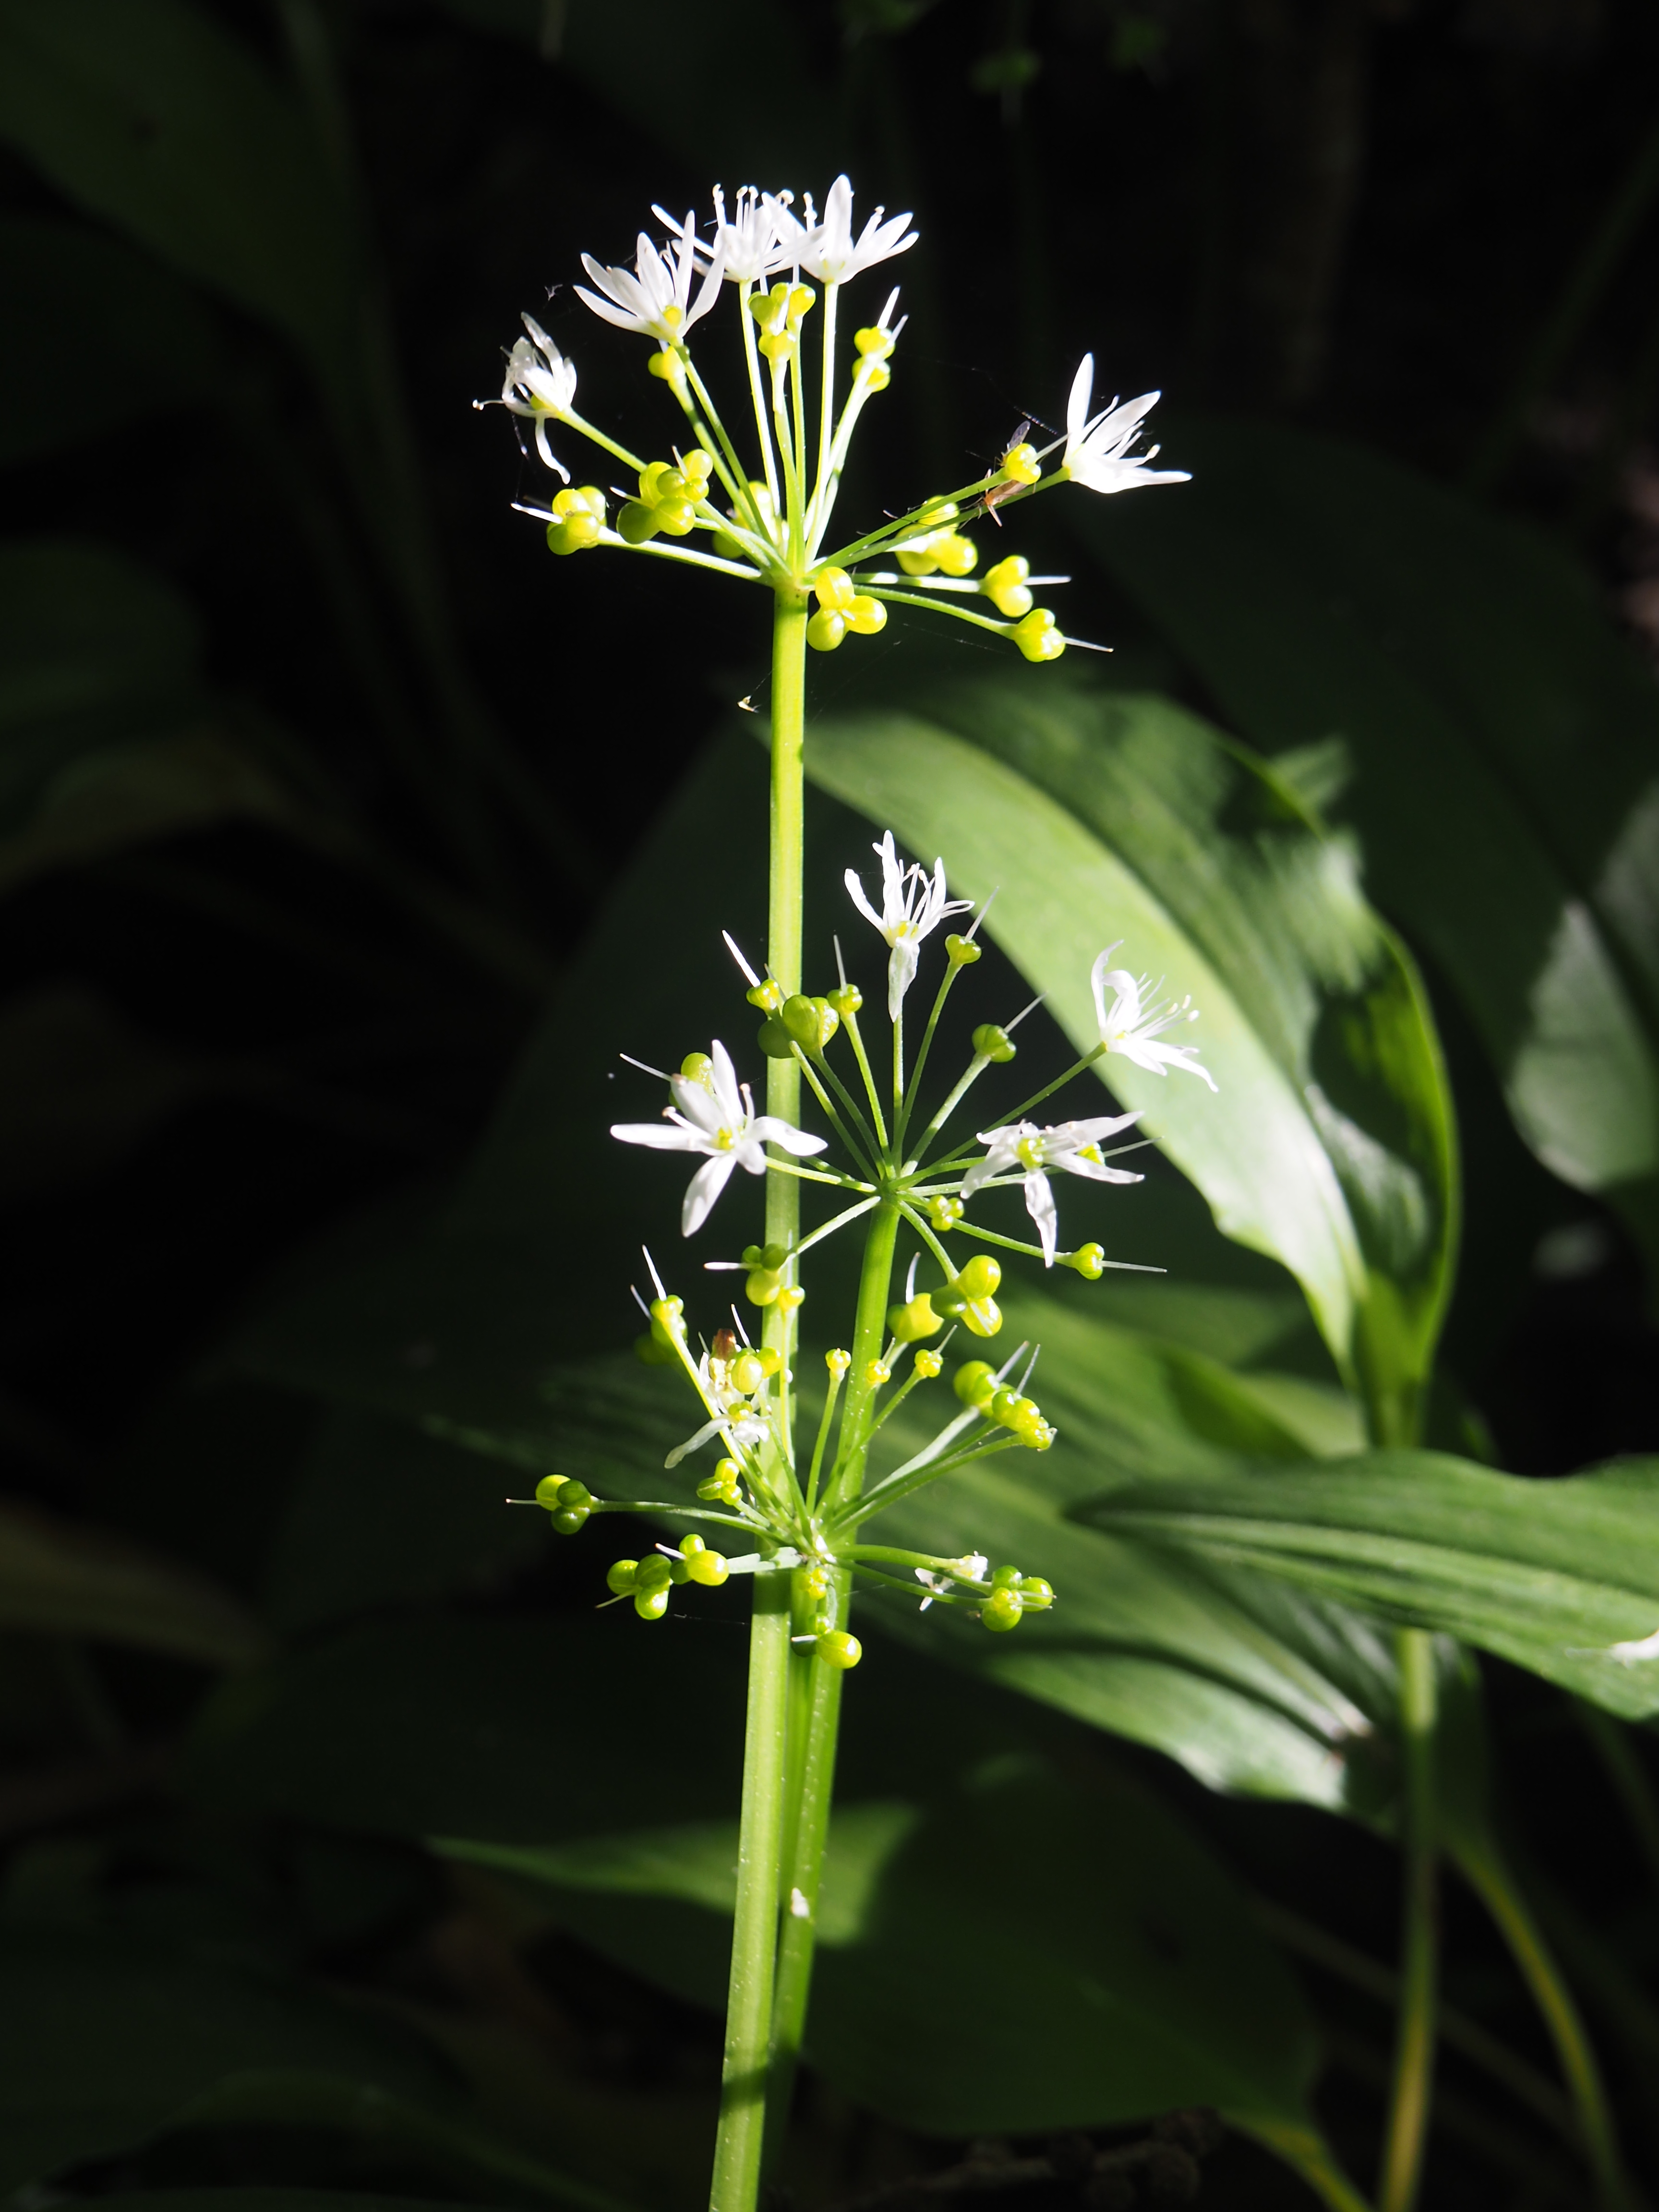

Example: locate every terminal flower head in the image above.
[612,1039,826,1234]
[845,830,973,1018]
[667,184,794,285]
[481,315,576,477]
[1091,952,1217,1090]
[781,175,916,285]
[577,212,726,344]
[1062,355,1190,497]
[963,1113,1145,1264]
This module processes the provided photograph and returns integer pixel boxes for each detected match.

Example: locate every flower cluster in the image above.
[480,177,1187,661]
[526,828,1213,1662]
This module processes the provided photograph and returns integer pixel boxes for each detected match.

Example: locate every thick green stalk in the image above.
[709,1570,793,2212]
[766,1200,901,2157]
[1379,1627,1438,2212]
[1454,1838,1633,2212]
[709,592,809,2212]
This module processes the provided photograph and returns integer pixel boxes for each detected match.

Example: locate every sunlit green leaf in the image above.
[1075,421,1659,1273]
[803,673,1457,1441]
[444,1752,1320,2137]
[1082,1453,1659,1718]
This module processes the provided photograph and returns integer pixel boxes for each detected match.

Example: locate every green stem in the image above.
[1379,1627,1438,2212]
[765,1202,901,2157]
[1232,2118,1376,2212]
[709,589,809,2212]
[709,1569,793,2212]
[1454,1837,1634,2212]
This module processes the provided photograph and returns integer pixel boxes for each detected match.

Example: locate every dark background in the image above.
[3,2,1659,2207]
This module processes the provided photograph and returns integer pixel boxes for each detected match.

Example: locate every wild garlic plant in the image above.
[480,179,1197,2212]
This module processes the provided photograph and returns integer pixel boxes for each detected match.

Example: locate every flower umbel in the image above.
[845,830,974,1018]
[962,1112,1146,1265]
[612,1040,827,1233]
[1091,950,1217,1089]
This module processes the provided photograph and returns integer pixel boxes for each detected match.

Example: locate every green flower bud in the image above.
[616,500,659,544]
[557,1480,593,1512]
[982,1587,1024,1632]
[991,1563,1023,1587]
[635,1585,671,1621]
[988,1385,1021,1425]
[745,1269,783,1306]
[729,1350,767,1395]
[961,1295,1003,1338]
[757,1015,796,1058]
[686,1547,730,1587]
[957,1254,1002,1300]
[1020,1577,1055,1609]
[953,1359,997,1408]
[680,1051,713,1083]
[827,983,863,1017]
[972,1022,1017,1063]
[817,1630,863,1670]
[606,1559,639,1595]
[534,1474,566,1506]
[745,977,785,1012]
[944,933,982,966]
[551,1505,589,1535]
[636,1554,673,1592]
[887,1292,942,1342]
[649,1296,685,1347]
[928,1194,964,1233]
[1066,1242,1107,1280]
[668,1556,691,1584]
[634,1331,675,1366]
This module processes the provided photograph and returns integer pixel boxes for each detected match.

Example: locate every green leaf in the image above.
[0,1933,455,2194]
[0,0,361,421]
[1082,1453,1659,1718]
[803,672,1456,1441]
[0,1494,265,1667]
[0,215,224,466]
[113,2080,634,2212]
[192,1615,1321,2140]
[1074,421,1659,1270]
[444,1753,1319,2138]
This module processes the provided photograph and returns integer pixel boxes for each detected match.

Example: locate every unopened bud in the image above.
[635,1585,671,1621]
[607,1559,639,1595]
[983,554,1033,619]
[864,1358,891,1387]
[845,595,887,634]
[1011,607,1065,663]
[972,1023,1017,1063]
[999,443,1041,486]
[730,1350,767,1395]
[827,983,863,1017]
[777,1285,805,1312]
[887,1292,941,1343]
[817,1630,862,1670]
[956,1254,1001,1300]
[812,565,856,612]
[914,1347,944,1379]
[535,1474,566,1505]
[634,1331,675,1366]
[953,1360,997,1408]
[945,933,982,966]
[982,1586,1024,1633]
[807,608,846,652]
[929,1194,964,1232]
[745,977,785,1011]
[826,1347,852,1381]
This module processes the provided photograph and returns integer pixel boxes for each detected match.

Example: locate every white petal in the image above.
[1066,355,1094,450]
[748,1118,829,1155]
[708,1039,744,1123]
[683,1153,738,1235]
[612,1119,702,1152]
[887,936,921,1019]
[1060,1156,1144,1186]
[844,866,886,935]
[1023,1170,1059,1266]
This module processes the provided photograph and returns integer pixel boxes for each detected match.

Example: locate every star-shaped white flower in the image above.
[1061,355,1190,496]
[576,212,726,344]
[612,1039,826,1235]
[1091,951,1217,1091]
[661,184,795,285]
[475,315,577,477]
[962,1113,1144,1265]
[915,1552,988,1610]
[844,830,973,1018]
[779,175,916,285]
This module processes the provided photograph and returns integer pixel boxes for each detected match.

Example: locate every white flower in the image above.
[661,184,795,285]
[779,175,916,285]
[962,1114,1144,1265]
[915,1552,988,1610]
[665,1346,771,1468]
[576,212,726,344]
[611,1039,826,1235]
[478,315,576,478]
[1061,355,1190,496]
[844,830,973,1018]
[1090,951,1217,1091]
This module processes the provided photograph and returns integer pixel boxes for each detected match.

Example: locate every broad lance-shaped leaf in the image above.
[1082,1453,1659,1719]
[803,678,1456,1442]
[1073,421,1659,1277]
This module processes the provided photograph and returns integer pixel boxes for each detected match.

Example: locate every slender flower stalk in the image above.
[477,175,1199,2212]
